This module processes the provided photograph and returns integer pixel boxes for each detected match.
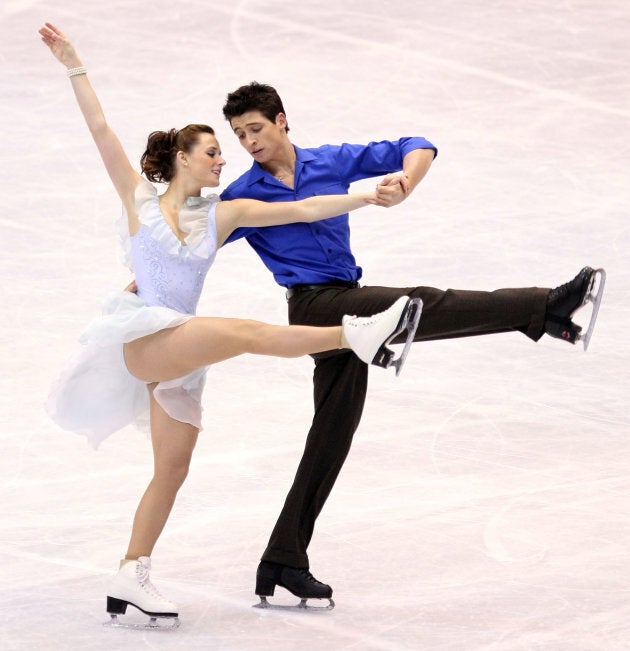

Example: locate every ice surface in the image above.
[1,1,629,649]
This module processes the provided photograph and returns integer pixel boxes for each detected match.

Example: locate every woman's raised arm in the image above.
[39,23,140,211]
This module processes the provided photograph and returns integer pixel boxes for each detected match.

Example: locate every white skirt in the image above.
[46,292,206,448]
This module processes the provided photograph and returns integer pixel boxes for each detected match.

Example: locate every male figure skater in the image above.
[220,82,602,608]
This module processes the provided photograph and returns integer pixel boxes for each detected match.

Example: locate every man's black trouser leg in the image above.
[260,350,368,568]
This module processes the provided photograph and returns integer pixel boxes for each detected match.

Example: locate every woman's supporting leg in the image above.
[125,383,199,560]
[124,317,343,382]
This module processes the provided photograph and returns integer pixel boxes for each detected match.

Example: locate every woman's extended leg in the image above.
[125,383,199,559]
[124,296,414,383]
[124,317,343,382]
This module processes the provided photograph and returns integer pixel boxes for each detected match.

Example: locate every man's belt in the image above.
[285,280,360,300]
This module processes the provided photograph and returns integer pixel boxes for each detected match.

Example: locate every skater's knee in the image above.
[231,319,269,353]
[153,456,191,489]
[153,462,190,490]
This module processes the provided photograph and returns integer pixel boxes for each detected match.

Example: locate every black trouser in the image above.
[260,283,549,568]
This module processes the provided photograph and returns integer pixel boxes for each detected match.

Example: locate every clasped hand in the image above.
[374,173,410,207]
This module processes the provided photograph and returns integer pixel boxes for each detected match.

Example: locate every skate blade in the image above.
[372,298,423,376]
[577,268,606,351]
[104,613,180,630]
[253,596,335,611]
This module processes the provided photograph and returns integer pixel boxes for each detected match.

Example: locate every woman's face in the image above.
[183,133,226,187]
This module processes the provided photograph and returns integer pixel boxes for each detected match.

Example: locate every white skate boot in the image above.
[104,557,180,630]
[342,295,422,375]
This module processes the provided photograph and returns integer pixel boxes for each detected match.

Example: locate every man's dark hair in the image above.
[222,82,289,132]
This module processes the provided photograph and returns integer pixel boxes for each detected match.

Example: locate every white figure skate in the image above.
[342,296,423,375]
[104,557,180,630]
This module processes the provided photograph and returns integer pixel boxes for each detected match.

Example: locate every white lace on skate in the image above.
[135,558,172,605]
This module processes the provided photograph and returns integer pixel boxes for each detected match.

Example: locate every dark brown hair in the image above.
[222,82,289,132]
[140,124,215,183]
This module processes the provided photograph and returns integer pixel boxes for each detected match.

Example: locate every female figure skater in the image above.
[39,23,418,626]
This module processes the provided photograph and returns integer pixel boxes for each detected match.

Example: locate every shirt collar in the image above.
[244,145,315,187]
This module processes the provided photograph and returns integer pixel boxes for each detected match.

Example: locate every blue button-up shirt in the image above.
[220,137,437,287]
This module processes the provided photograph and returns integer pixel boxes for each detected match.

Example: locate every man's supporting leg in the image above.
[260,350,368,569]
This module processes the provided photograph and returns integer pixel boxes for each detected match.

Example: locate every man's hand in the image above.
[374,173,410,207]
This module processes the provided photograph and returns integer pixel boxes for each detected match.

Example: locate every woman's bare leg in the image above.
[124,317,343,382]
[125,384,198,559]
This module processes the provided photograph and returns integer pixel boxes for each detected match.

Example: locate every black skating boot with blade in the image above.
[255,561,333,599]
[545,266,595,343]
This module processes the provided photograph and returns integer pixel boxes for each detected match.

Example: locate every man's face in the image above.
[229,111,288,165]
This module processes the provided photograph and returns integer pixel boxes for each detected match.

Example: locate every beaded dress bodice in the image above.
[121,178,219,315]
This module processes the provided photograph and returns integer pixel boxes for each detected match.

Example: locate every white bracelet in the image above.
[66,66,87,78]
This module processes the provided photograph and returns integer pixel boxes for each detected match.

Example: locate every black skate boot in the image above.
[545,267,596,344]
[253,561,334,610]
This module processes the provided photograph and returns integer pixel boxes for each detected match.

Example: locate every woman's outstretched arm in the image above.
[215,190,387,244]
[39,23,140,215]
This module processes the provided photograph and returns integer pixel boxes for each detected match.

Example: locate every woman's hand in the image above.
[363,190,385,206]
[38,22,82,69]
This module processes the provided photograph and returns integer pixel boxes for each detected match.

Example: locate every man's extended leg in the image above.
[283,283,549,343]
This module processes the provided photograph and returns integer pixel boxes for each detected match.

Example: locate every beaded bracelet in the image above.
[66,66,87,78]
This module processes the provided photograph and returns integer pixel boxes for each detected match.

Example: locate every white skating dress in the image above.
[46,177,220,448]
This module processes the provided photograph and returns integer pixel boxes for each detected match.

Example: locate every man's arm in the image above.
[375,148,435,207]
